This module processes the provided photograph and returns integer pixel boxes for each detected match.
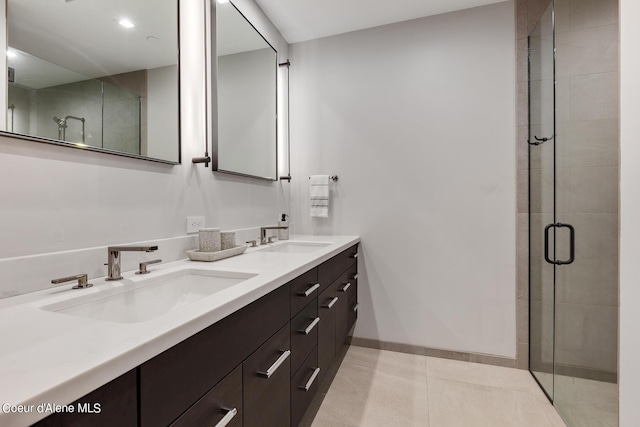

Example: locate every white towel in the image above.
[310,175,330,218]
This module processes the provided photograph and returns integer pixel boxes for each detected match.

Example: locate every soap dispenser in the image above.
[278,214,289,240]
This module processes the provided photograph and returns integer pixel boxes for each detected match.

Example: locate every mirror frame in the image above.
[1,0,182,165]
[210,0,278,181]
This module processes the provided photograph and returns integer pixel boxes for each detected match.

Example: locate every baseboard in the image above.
[348,336,519,369]
[530,360,617,384]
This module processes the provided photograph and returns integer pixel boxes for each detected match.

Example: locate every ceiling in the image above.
[254,0,507,43]
[8,0,177,83]
[218,2,274,56]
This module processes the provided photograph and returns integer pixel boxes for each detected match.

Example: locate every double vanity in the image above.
[0,235,360,427]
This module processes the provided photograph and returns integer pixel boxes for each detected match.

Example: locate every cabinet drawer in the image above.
[345,244,359,269]
[317,282,337,386]
[348,291,358,336]
[345,263,358,284]
[140,285,289,427]
[335,271,351,350]
[291,348,320,427]
[244,324,291,427]
[318,244,359,291]
[290,299,318,376]
[290,268,319,318]
[171,365,242,427]
[33,369,137,427]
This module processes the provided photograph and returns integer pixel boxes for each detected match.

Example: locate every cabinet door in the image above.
[347,291,358,336]
[290,268,319,318]
[291,348,320,427]
[244,324,291,427]
[335,271,352,350]
[33,370,137,427]
[318,283,337,385]
[171,365,242,427]
[290,299,319,376]
[336,264,358,348]
[318,244,359,292]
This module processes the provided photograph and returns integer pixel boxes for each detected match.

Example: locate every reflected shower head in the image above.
[53,116,67,127]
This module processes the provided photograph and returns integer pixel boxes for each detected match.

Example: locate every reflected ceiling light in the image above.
[118,19,135,29]
[6,50,16,58]
[217,0,229,3]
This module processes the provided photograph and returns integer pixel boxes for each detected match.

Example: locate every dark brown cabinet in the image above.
[34,243,358,427]
[290,268,319,317]
[317,281,338,385]
[170,365,242,427]
[317,244,359,387]
[244,324,291,427]
[336,265,358,349]
[291,299,319,375]
[139,285,289,427]
[291,348,320,427]
[33,370,137,427]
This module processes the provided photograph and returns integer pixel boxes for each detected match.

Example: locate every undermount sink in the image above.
[41,269,255,323]
[260,241,332,254]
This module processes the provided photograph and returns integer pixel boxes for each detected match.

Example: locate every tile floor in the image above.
[535,372,618,427]
[311,346,568,427]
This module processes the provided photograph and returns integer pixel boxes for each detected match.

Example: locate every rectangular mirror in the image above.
[4,0,180,164]
[213,0,277,180]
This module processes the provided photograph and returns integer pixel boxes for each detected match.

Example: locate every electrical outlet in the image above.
[186,216,205,233]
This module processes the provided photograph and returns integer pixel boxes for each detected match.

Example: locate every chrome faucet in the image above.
[259,226,288,245]
[106,245,158,281]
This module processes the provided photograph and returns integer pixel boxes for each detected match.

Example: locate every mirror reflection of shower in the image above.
[52,115,85,143]
[7,47,144,155]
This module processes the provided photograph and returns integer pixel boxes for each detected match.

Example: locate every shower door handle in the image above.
[544,223,554,264]
[544,222,575,265]
[555,223,575,265]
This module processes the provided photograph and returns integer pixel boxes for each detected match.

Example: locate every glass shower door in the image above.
[528,0,620,425]
[552,0,619,424]
[528,1,555,402]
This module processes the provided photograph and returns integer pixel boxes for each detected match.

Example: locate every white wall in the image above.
[618,0,640,424]
[290,1,516,357]
[0,0,289,295]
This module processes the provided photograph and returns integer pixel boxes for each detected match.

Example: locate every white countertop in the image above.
[0,234,360,427]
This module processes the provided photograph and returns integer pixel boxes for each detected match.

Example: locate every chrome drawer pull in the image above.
[299,283,320,297]
[352,253,359,259]
[300,367,321,391]
[299,317,320,335]
[352,274,359,280]
[353,303,359,312]
[214,407,238,427]
[258,350,291,378]
[323,296,338,309]
[339,282,351,292]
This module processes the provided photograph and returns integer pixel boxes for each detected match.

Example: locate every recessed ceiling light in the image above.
[217,0,229,4]
[6,51,16,58]
[118,19,135,29]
